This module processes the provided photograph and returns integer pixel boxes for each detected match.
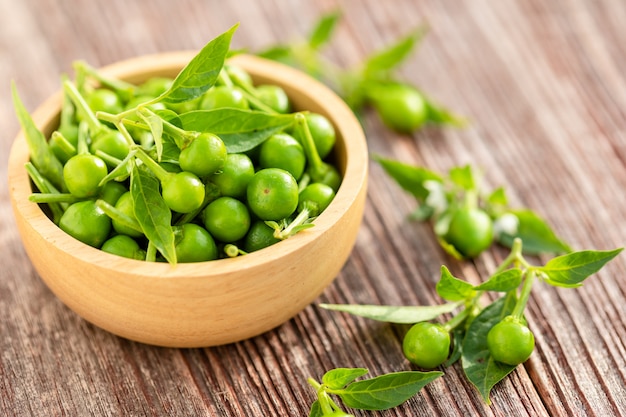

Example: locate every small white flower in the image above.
[424,180,447,215]
[493,212,519,237]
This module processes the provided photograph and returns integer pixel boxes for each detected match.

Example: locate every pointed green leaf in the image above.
[461,294,518,404]
[178,108,295,153]
[138,108,164,161]
[308,400,323,417]
[374,155,442,202]
[309,11,341,49]
[436,266,476,301]
[448,165,475,191]
[537,248,623,288]
[487,187,508,207]
[364,27,427,76]
[424,96,467,127]
[322,368,369,390]
[98,149,136,185]
[319,302,460,324]
[338,371,442,410]
[497,209,572,255]
[256,45,293,63]
[12,82,66,191]
[157,24,238,104]
[130,163,177,264]
[474,268,523,293]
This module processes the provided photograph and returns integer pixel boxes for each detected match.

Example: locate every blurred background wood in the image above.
[1,0,625,416]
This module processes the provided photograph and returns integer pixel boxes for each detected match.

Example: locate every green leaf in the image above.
[308,400,323,417]
[423,96,468,127]
[322,368,369,390]
[157,24,238,104]
[12,82,66,192]
[319,302,460,324]
[497,209,572,255]
[486,187,508,207]
[256,45,293,63]
[461,294,518,404]
[436,266,476,301]
[537,248,623,288]
[308,11,341,49]
[448,165,475,191]
[374,155,442,202]
[98,149,136,185]
[178,109,295,153]
[138,108,164,161]
[474,268,523,293]
[444,327,465,367]
[130,163,177,264]
[363,27,427,76]
[338,371,442,410]
[149,141,181,164]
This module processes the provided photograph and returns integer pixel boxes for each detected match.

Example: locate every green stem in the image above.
[464,189,478,210]
[294,112,325,179]
[146,241,157,262]
[493,237,529,274]
[229,74,279,114]
[442,306,471,333]
[512,270,535,319]
[59,74,77,129]
[298,172,311,193]
[94,150,123,167]
[29,193,81,204]
[63,79,102,134]
[224,244,243,258]
[133,147,171,183]
[25,162,65,222]
[95,111,137,147]
[273,207,312,240]
[73,60,136,101]
[50,131,77,156]
[307,378,335,415]
[95,200,143,234]
[217,69,234,88]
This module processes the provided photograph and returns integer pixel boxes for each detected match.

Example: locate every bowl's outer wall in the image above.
[8,53,368,347]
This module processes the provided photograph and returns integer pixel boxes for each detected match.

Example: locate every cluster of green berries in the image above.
[36,63,341,263]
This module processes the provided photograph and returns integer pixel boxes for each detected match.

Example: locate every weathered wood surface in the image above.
[1,0,625,415]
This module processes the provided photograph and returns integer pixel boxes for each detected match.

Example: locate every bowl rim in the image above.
[8,52,369,279]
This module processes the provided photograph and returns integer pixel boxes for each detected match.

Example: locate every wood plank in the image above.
[1,0,625,415]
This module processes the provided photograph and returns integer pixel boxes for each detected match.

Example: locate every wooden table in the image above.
[2,1,625,415]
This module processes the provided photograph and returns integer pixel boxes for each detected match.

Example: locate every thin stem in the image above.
[59,74,77,129]
[442,306,471,333]
[50,131,77,156]
[29,193,81,204]
[512,270,535,319]
[133,147,171,183]
[25,162,65,222]
[73,60,136,101]
[95,200,143,234]
[145,241,157,262]
[63,80,102,134]
[96,111,136,147]
[493,237,525,274]
[294,112,325,178]
[95,150,123,167]
[274,208,312,240]
[229,74,279,114]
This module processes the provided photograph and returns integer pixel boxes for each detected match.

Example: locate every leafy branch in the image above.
[320,240,622,405]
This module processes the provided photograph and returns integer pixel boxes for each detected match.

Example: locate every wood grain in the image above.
[1,0,625,416]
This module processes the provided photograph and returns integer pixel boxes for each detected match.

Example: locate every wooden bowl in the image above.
[8,53,368,347]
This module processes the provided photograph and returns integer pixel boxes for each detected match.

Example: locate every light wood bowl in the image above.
[8,53,368,347]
